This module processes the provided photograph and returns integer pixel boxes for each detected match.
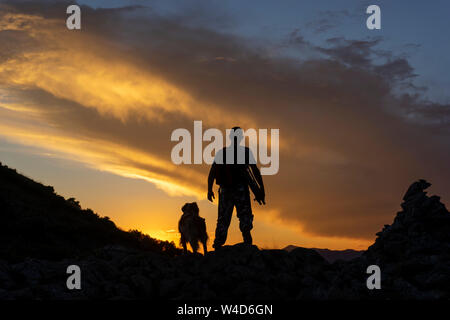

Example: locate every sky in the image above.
[0,0,449,251]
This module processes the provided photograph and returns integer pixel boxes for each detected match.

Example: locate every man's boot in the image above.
[243,230,252,245]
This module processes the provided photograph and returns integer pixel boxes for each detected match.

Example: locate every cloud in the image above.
[0,0,449,242]
[305,10,356,34]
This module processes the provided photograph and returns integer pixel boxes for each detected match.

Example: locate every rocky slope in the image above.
[361,179,450,299]
[0,162,449,300]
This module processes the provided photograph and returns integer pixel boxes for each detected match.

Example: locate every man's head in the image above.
[230,126,244,145]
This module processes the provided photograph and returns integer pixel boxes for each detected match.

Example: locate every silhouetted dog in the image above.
[178,202,208,255]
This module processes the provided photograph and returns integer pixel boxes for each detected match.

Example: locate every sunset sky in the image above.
[1,0,449,251]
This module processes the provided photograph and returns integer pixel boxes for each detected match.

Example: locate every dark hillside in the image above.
[0,162,179,262]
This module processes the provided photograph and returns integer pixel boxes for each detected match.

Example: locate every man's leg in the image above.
[235,185,254,245]
[213,187,234,249]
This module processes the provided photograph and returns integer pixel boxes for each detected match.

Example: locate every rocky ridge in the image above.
[0,161,449,300]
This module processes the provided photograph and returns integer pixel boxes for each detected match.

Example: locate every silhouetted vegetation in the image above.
[0,161,180,262]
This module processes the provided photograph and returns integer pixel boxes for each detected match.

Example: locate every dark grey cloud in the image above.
[305,9,356,34]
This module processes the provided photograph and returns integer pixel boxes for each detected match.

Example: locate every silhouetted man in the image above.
[207,127,265,250]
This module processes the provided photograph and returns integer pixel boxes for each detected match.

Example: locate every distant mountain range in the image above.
[283,245,363,263]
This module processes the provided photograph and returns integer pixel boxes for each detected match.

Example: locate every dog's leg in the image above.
[191,241,199,254]
[181,240,188,254]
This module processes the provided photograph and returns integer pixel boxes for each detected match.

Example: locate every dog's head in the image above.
[181,202,199,217]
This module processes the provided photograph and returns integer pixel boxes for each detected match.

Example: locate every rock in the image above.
[10,288,34,300]
[0,260,15,290]
[110,283,134,299]
[158,278,185,298]
[129,274,154,298]
[402,179,431,201]
[0,288,11,299]
[363,179,450,298]
[11,259,46,286]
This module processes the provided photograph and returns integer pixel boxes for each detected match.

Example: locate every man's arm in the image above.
[207,162,216,202]
[250,164,265,201]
